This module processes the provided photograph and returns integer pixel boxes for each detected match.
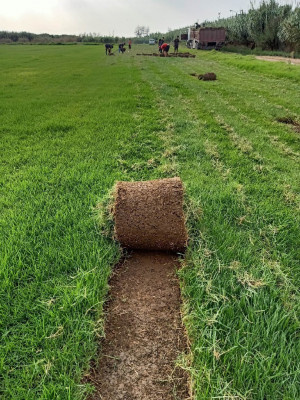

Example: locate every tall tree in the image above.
[279,7,300,51]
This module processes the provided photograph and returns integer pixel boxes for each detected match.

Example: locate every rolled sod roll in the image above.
[114,177,188,252]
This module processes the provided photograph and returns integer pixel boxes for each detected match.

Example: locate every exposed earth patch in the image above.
[86,251,190,400]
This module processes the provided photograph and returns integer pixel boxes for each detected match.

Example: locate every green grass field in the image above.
[0,44,299,400]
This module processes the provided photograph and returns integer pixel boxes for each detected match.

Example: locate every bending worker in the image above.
[161,42,170,57]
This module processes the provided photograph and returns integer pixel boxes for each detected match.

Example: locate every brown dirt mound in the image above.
[114,178,188,252]
[190,72,217,80]
[198,72,217,81]
[86,251,190,400]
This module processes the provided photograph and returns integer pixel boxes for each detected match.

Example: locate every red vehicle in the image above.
[182,26,226,50]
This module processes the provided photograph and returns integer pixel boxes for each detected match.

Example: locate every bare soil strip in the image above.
[136,53,195,58]
[256,55,300,65]
[86,251,189,400]
[277,117,300,134]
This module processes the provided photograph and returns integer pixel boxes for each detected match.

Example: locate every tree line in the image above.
[0,28,183,45]
[0,32,128,45]
[204,0,300,51]
[0,30,182,45]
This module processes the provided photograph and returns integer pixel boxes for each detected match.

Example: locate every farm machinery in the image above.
[181,25,226,50]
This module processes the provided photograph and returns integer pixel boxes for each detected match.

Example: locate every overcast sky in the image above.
[0,0,297,36]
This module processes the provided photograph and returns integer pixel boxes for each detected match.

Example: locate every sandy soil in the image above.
[86,251,190,400]
[256,56,300,65]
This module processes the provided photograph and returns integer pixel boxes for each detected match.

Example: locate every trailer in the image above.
[182,27,226,50]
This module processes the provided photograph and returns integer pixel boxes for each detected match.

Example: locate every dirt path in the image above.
[256,55,300,65]
[86,251,189,400]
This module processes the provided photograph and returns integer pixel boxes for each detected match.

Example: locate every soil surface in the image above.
[86,251,190,400]
[256,56,300,65]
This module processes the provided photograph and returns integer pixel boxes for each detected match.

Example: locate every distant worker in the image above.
[158,38,163,53]
[105,43,113,55]
[128,39,132,50]
[158,37,165,53]
[161,42,170,57]
[119,43,124,53]
[174,36,180,53]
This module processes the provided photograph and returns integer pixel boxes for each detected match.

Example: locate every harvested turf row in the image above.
[87,252,189,400]
[136,52,195,58]
[86,180,191,399]
[83,66,191,399]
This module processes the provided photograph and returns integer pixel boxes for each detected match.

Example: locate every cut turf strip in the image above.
[86,251,189,400]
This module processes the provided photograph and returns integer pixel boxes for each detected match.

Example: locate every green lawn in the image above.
[0,45,299,399]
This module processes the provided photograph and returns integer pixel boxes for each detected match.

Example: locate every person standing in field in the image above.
[128,39,132,50]
[174,36,180,53]
[158,37,165,53]
[158,38,162,53]
[161,42,170,57]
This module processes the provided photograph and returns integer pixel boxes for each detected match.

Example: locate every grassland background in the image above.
[0,44,299,399]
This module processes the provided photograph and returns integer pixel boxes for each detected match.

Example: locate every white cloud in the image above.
[2,0,60,18]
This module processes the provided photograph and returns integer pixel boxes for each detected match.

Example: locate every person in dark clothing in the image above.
[158,37,165,53]
[174,36,180,53]
[158,38,162,53]
[119,43,126,53]
[105,43,113,55]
